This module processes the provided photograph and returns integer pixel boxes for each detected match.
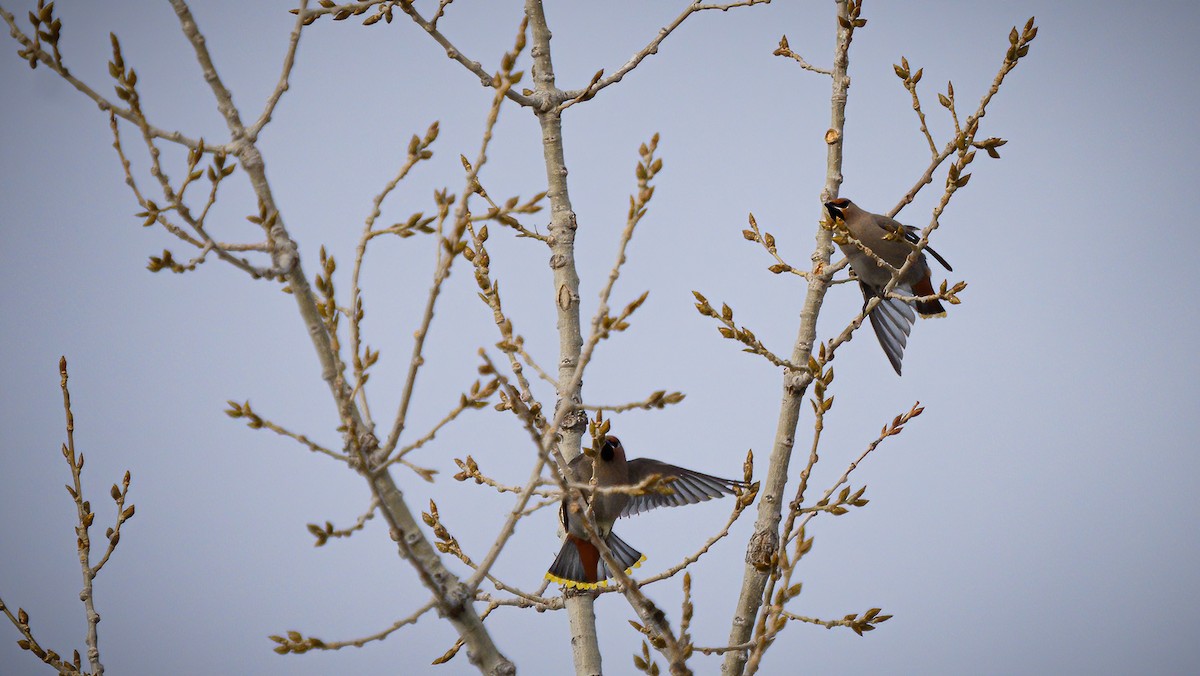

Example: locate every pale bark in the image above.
[167,2,514,673]
[721,2,852,674]
[523,1,602,673]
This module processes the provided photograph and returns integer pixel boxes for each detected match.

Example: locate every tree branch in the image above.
[557,0,772,112]
[382,16,527,455]
[520,2,605,673]
[247,0,307,141]
[166,2,513,671]
[722,2,857,673]
[0,4,209,150]
[392,0,537,108]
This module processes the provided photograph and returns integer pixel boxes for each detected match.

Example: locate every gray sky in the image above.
[3,1,1198,674]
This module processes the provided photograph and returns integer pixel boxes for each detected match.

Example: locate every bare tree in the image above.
[0,1,1035,674]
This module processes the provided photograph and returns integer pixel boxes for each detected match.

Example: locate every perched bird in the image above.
[824,198,953,375]
[546,435,745,589]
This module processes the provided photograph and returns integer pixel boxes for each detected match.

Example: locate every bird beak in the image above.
[823,201,843,221]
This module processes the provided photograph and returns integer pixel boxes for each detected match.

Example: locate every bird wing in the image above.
[900,225,953,271]
[860,281,914,376]
[618,459,743,518]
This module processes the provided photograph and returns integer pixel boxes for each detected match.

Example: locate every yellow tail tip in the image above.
[545,554,649,589]
[544,572,608,590]
[918,311,947,319]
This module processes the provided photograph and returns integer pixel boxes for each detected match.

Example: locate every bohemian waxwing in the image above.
[546,435,745,589]
[824,198,953,375]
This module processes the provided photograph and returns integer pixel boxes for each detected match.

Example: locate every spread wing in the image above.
[619,459,744,518]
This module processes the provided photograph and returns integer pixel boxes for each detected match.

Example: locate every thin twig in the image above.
[351,120,438,432]
[1,360,136,675]
[514,339,557,386]
[224,400,350,463]
[582,390,686,413]
[557,0,772,112]
[269,598,438,653]
[0,4,209,150]
[631,493,752,587]
[310,498,379,546]
[452,455,559,499]
[773,35,832,75]
[742,212,813,280]
[897,56,940,156]
[750,402,920,667]
[0,598,73,672]
[382,20,527,456]
[106,112,204,250]
[391,1,536,108]
[889,19,1037,218]
[60,358,104,675]
[472,188,549,242]
[383,384,495,469]
[693,292,803,371]
[430,0,455,30]
[248,0,308,141]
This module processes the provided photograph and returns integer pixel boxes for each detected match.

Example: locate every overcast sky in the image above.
[3,1,1199,674]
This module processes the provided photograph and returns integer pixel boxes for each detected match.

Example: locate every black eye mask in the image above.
[600,441,615,461]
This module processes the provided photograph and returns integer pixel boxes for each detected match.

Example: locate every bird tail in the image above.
[546,531,646,589]
[862,283,914,376]
[597,531,645,582]
[912,274,946,318]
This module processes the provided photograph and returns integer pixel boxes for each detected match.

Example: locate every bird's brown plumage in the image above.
[545,435,745,588]
[824,198,953,375]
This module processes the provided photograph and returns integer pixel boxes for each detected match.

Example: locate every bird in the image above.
[824,198,953,375]
[546,435,745,589]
